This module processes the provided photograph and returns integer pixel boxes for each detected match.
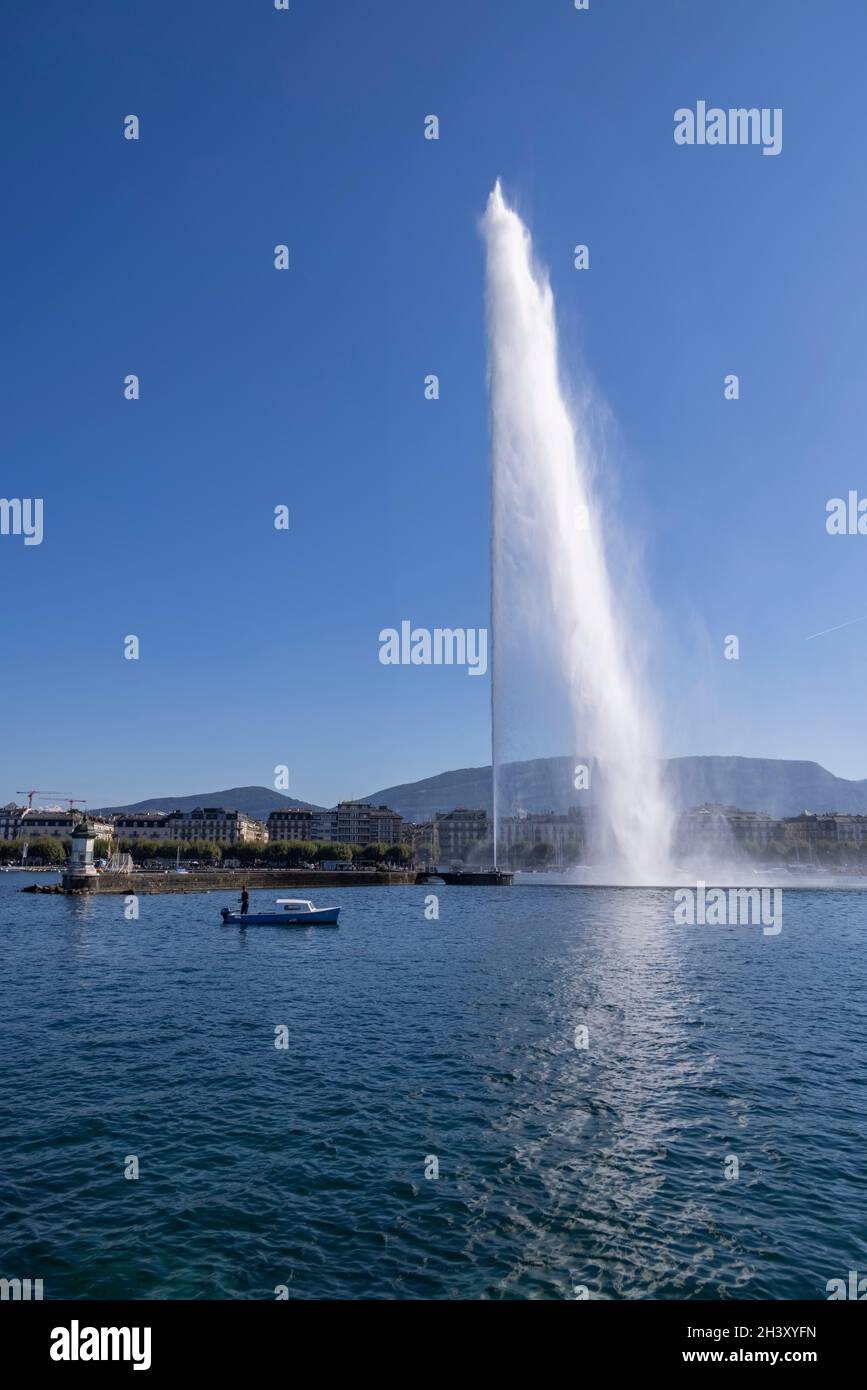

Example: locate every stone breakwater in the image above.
[95,869,418,894]
[21,868,512,895]
[22,869,418,895]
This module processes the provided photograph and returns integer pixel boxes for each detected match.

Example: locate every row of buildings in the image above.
[411,805,867,864]
[0,801,516,860]
[6,798,867,864]
[674,804,867,851]
[266,803,405,847]
[0,801,410,851]
[0,806,116,844]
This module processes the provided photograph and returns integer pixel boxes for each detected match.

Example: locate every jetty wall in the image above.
[93,868,417,895]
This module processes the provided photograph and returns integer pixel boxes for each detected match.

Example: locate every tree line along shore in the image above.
[0,838,415,868]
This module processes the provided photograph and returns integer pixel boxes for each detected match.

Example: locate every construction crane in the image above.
[16,790,87,811]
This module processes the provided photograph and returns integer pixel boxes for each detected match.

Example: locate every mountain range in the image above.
[94,757,867,825]
[363,756,867,820]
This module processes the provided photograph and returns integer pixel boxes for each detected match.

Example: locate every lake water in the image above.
[1,875,865,1300]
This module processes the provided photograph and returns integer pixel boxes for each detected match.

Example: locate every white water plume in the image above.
[483,180,673,882]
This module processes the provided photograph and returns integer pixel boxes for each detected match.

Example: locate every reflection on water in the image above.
[1,879,865,1299]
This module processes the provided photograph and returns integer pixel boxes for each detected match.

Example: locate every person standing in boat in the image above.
[240,884,249,917]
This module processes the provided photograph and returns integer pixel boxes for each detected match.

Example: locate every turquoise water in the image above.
[1,876,865,1300]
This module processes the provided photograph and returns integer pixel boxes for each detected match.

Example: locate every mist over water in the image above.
[483,181,673,882]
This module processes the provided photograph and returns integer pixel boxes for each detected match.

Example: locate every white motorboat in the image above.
[220,898,340,927]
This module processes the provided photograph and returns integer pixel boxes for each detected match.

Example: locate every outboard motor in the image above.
[220,908,230,923]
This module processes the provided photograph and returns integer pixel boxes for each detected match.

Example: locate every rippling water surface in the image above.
[1,876,865,1299]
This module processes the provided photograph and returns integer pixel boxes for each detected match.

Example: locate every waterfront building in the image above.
[333,802,405,847]
[114,807,264,844]
[497,809,586,866]
[16,808,114,843]
[308,809,337,841]
[266,808,316,842]
[828,814,867,843]
[163,807,266,844]
[267,802,405,847]
[0,802,22,840]
[676,804,775,853]
[435,808,490,862]
[782,811,867,845]
[727,807,776,848]
[113,812,171,840]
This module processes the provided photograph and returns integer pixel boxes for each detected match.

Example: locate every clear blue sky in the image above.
[3,0,866,809]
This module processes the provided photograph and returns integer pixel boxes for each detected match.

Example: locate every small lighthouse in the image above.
[62,818,99,892]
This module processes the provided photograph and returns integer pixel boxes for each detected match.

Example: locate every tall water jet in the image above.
[483,181,673,882]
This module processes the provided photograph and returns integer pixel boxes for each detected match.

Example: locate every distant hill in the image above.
[94,785,324,823]
[362,756,867,822]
